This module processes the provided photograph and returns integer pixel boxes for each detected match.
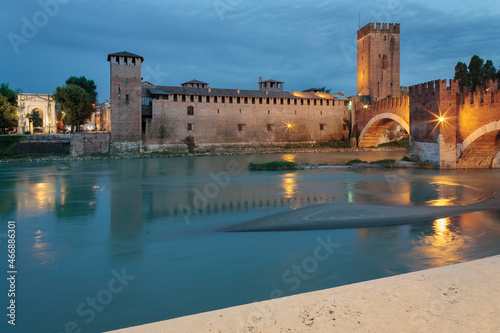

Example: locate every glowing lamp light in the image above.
[439,117,445,122]
[363,105,368,109]
[287,124,292,128]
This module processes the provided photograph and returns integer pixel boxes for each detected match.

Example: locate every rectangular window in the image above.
[163,95,169,100]
[326,100,329,106]
[301,99,304,105]
[287,99,291,105]
[266,98,270,105]
[190,95,194,102]
[252,98,255,104]
[141,97,153,106]
[314,100,317,106]
[259,98,263,104]
[237,97,240,104]
[206,96,210,103]
[267,124,273,132]
[222,96,225,103]
[280,99,284,105]
[229,97,233,103]
[198,96,202,103]
[294,99,297,105]
[320,124,325,131]
[187,123,193,131]
[187,106,194,115]
[174,95,178,102]
[244,97,248,104]
[320,100,323,106]
[214,96,218,103]
[238,124,244,132]
[273,99,277,105]
[182,95,186,102]
[308,100,311,106]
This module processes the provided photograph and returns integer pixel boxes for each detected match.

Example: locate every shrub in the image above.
[249,161,299,170]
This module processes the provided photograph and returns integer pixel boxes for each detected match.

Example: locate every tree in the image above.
[65,76,98,104]
[454,62,469,89]
[0,83,19,107]
[27,110,43,128]
[454,55,499,91]
[319,87,332,93]
[54,76,98,133]
[468,55,485,91]
[54,84,94,133]
[0,94,17,133]
[483,60,497,81]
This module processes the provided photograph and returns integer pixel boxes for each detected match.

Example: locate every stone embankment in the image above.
[0,146,407,164]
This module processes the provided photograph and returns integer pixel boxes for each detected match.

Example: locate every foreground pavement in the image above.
[110,255,500,333]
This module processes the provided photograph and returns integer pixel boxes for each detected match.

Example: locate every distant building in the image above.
[17,93,57,134]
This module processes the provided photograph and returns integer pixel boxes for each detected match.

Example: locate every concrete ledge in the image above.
[109,255,500,332]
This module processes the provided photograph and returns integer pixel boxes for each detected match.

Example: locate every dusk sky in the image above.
[2,0,500,102]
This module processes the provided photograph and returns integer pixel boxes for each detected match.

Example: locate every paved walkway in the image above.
[110,255,500,333]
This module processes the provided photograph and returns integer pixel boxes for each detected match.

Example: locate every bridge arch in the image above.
[358,112,410,148]
[457,121,500,168]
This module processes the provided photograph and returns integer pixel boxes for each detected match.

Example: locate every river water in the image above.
[1,151,500,332]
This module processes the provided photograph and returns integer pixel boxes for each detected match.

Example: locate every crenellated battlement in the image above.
[459,81,500,107]
[368,95,409,112]
[409,79,460,97]
[401,86,409,96]
[357,22,400,40]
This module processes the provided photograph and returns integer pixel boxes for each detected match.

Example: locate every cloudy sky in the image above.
[2,0,500,101]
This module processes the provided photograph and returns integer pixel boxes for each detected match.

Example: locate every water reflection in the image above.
[281,173,297,199]
[408,211,500,270]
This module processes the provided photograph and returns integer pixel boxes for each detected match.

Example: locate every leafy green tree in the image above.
[0,94,17,133]
[454,56,500,91]
[0,83,19,107]
[319,87,332,93]
[483,60,497,81]
[468,55,484,91]
[27,110,43,128]
[65,76,98,104]
[454,61,469,89]
[54,76,97,133]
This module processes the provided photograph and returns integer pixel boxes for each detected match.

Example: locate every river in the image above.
[1,151,500,332]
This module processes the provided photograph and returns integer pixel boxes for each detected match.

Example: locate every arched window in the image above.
[187,106,194,115]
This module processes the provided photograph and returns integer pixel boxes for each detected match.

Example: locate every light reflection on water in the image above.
[0,152,500,332]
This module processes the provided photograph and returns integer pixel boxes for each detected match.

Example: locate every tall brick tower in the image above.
[357,23,400,102]
[107,51,144,153]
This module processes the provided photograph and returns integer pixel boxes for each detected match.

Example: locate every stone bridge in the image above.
[355,80,500,169]
[355,94,410,148]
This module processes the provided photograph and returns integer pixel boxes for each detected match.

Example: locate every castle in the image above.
[107,22,500,168]
[107,52,351,153]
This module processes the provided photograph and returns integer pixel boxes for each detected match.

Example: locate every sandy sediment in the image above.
[220,193,499,232]
[109,255,500,332]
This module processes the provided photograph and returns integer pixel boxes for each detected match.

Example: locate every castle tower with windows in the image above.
[357,23,400,102]
[107,51,144,153]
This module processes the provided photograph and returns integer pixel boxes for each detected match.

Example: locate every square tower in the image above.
[107,51,143,153]
[357,23,400,102]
